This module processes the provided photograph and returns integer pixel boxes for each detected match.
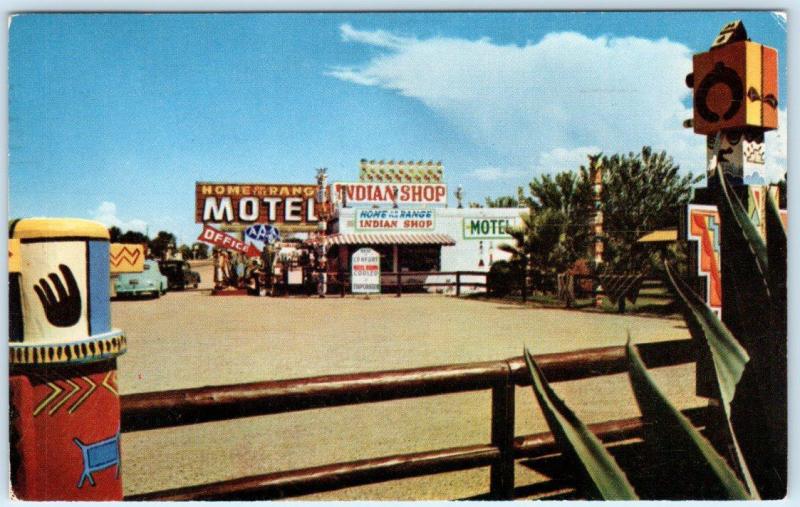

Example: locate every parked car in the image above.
[159,260,201,290]
[114,259,168,298]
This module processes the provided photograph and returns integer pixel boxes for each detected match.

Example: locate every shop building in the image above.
[324,206,527,291]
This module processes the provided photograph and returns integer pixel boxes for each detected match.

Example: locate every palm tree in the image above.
[499,208,568,296]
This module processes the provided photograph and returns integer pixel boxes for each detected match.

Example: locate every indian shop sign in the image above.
[462,218,514,240]
[355,209,434,231]
[333,182,447,205]
[351,248,380,294]
[195,182,319,228]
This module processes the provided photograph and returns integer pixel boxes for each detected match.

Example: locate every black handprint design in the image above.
[33,264,82,327]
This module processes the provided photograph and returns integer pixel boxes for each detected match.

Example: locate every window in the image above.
[399,245,440,272]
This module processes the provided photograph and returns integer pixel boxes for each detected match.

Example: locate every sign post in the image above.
[351,248,380,295]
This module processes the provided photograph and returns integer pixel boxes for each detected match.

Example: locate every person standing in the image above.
[317,254,328,298]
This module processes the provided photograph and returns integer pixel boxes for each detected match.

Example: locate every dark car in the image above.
[159,260,201,290]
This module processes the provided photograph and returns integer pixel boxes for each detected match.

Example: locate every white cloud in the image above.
[91,201,147,233]
[535,146,602,173]
[329,25,787,182]
[764,108,788,182]
[468,166,526,181]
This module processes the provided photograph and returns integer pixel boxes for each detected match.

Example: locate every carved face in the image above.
[706,129,765,182]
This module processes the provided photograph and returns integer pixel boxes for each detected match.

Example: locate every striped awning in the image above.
[324,233,456,246]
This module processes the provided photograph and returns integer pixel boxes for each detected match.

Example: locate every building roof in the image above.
[637,229,678,243]
[324,233,456,246]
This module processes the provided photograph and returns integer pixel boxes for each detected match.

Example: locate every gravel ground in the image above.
[114,264,701,499]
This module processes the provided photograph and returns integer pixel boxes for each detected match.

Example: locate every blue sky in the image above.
[8,12,788,245]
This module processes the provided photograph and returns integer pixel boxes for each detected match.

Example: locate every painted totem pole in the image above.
[682,21,786,498]
[682,20,779,317]
[9,218,126,500]
[589,155,604,307]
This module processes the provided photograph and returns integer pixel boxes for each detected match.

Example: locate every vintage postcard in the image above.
[7,10,788,500]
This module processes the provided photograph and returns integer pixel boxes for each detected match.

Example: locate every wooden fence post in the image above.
[489,371,515,499]
[456,272,461,297]
[340,270,346,298]
[396,272,402,298]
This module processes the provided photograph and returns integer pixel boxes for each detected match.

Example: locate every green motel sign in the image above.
[462,217,514,240]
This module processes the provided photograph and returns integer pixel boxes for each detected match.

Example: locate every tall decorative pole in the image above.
[9,218,126,500]
[683,20,784,498]
[683,20,779,315]
[589,155,604,307]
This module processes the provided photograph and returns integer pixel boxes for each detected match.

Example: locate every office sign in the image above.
[197,224,260,258]
[195,182,319,229]
[333,183,447,205]
[355,209,434,231]
[351,248,380,294]
[462,217,515,239]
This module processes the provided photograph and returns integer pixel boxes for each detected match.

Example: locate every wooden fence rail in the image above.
[121,338,696,500]
[328,270,487,297]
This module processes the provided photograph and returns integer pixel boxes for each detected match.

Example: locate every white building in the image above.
[324,206,527,293]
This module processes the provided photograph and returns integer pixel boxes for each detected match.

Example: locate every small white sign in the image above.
[351,248,381,294]
[355,209,434,231]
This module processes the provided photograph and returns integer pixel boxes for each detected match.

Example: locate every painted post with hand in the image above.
[9,218,126,500]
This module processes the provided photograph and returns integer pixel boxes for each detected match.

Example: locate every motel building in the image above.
[325,206,526,292]
[194,160,527,294]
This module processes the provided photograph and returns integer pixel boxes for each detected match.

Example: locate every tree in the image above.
[119,230,149,244]
[525,165,593,270]
[601,147,701,273]
[108,226,122,242]
[499,208,568,292]
[192,242,209,259]
[485,194,519,208]
[178,244,193,260]
[149,231,176,259]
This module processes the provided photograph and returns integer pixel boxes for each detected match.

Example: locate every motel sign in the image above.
[462,218,513,240]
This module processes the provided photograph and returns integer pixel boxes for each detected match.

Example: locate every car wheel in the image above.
[193,282,198,289]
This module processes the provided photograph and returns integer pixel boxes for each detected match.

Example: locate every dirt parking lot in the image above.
[114,284,701,499]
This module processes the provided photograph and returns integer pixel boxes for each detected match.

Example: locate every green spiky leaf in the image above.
[523,348,638,500]
[664,263,758,495]
[664,262,748,417]
[715,170,786,497]
[765,191,787,307]
[715,168,770,300]
[626,339,751,499]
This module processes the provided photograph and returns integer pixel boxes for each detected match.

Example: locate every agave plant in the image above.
[523,170,786,499]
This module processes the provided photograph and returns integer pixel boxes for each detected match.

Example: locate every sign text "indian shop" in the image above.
[355,209,434,231]
[334,183,447,205]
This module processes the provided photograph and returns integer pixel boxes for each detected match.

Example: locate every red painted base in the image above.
[10,360,122,500]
